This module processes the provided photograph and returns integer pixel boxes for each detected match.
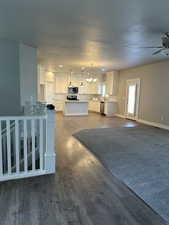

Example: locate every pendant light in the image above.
[69,70,72,87]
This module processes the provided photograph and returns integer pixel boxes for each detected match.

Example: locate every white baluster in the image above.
[0,121,3,175]
[39,119,43,170]
[24,119,28,172]
[31,119,35,171]
[15,120,19,173]
[6,120,11,174]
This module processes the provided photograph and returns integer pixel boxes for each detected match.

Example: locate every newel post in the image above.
[45,109,56,174]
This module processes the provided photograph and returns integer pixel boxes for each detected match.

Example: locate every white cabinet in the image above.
[104,102,117,116]
[54,102,63,111]
[54,72,103,95]
[45,81,55,103]
[55,74,67,93]
[38,65,46,85]
[88,83,99,94]
[89,101,100,112]
[105,71,119,96]
[64,101,89,116]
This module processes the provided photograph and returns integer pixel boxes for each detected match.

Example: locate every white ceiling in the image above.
[0,0,169,71]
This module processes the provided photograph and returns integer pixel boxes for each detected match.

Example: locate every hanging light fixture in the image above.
[69,70,73,86]
[79,69,85,86]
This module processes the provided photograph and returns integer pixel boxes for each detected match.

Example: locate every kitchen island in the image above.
[64,101,89,116]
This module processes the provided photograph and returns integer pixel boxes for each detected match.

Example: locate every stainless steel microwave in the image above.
[68,87,78,94]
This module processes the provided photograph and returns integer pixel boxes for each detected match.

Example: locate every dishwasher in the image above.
[100,101,105,115]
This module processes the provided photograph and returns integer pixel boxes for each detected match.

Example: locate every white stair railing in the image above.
[0,109,56,182]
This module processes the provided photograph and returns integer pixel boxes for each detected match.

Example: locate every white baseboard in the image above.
[115,114,169,131]
[115,114,126,118]
[137,119,169,131]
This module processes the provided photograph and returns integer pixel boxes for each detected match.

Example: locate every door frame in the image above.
[125,78,140,120]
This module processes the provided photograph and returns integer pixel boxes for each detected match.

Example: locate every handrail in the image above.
[0,115,47,120]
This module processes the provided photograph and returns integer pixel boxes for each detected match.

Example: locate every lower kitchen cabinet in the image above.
[89,101,100,112]
[54,102,63,111]
[104,102,117,116]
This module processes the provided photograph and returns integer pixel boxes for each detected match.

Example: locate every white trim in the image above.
[0,115,46,120]
[115,114,126,118]
[0,170,47,182]
[115,114,169,131]
[137,119,169,131]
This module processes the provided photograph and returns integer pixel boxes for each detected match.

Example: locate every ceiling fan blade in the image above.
[153,49,164,55]
[138,46,163,49]
[124,45,163,49]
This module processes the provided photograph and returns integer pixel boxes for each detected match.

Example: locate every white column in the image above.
[19,43,38,107]
[45,109,56,173]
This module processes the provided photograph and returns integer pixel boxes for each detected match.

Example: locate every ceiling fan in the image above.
[132,32,169,55]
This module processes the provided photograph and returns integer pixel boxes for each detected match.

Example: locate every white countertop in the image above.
[90,100,118,103]
[103,101,118,103]
[65,100,89,103]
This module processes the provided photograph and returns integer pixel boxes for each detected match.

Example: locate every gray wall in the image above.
[0,39,21,115]
[19,44,37,106]
[118,60,169,125]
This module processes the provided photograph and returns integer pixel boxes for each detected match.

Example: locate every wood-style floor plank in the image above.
[0,113,167,225]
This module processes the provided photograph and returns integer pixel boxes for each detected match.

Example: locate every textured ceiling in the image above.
[0,0,169,71]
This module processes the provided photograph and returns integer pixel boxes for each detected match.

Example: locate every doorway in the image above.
[125,79,140,120]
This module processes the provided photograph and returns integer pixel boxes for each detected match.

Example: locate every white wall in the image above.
[19,44,38,106]
[0,39,20,115]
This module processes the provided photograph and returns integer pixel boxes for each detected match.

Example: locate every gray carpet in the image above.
[74,126,169,224]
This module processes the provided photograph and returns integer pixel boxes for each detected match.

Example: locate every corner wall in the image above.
[118,60,169,126]
[19,44,38,107]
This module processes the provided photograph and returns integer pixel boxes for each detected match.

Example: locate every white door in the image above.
[125,79,140,120]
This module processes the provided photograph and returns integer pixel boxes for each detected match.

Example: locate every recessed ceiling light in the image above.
[58,65,63,68]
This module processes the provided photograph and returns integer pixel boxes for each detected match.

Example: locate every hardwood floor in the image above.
[0,112,167,225]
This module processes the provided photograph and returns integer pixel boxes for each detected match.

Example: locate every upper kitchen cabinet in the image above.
[105,71,119,96]
[55,73,67,93]
[38,65,46,85]
[87,82,100,94]
[46,71,55,82]
[54,71,103,94]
